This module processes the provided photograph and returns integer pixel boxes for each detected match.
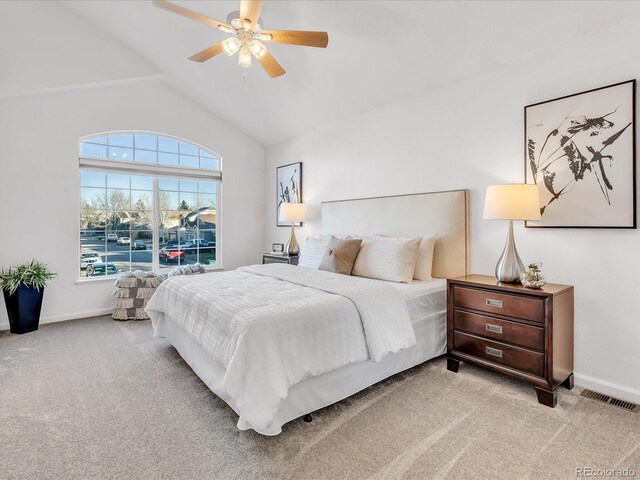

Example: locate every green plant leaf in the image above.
[0,260,56,295]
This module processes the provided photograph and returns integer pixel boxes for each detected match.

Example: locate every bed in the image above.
[147,190,468,435]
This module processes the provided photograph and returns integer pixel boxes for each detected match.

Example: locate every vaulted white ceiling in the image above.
[8,1,640,146]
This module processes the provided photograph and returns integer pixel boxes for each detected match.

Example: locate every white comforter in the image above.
[145,264,415,431]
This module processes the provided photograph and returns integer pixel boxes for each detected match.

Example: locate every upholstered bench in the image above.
[111,271,164,320]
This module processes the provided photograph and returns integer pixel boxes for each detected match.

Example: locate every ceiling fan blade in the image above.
[260,30,328,48]
[258,51,286,78]
[153,0,233,33]
[239,0,262,30]
[188,43,224,63]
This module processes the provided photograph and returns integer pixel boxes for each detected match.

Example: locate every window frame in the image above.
[77,131,222,282]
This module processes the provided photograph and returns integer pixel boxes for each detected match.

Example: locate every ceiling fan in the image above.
[153,0,329,78]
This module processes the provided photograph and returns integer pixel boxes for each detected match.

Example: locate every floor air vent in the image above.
[581,389,640,413]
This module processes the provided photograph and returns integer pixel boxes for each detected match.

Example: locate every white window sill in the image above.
[75,265,225,285]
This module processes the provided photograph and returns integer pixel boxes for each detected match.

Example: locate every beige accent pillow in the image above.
[318,237,363,275]
[413,234,437,281]
[352,236,421,283]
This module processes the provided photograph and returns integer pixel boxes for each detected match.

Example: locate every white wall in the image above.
[0,79,265,329]
[0,0,161,99]
[265,17,640,402]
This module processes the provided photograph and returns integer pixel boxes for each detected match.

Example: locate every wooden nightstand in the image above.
[262,253,299,265]
[447,274,574,407]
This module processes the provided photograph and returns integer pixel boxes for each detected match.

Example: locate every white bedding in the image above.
[145,264,415,432]
[152,303,446,435]
[389,278,447,320]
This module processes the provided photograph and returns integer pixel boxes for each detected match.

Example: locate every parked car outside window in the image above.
[80,250,102,269]
[159,247,184,263]
[132,240,146,250]
[86,263,118,276]
[107,234,118,243]
[182,240,215,253]
[117,237,130,246]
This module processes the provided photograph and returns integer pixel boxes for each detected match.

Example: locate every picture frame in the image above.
[524,80,636,228]
[276,162,303,227]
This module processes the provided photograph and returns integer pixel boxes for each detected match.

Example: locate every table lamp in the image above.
[279,203,306,255]
[483,184,541,283]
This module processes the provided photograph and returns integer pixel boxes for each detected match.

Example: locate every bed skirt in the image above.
[152,309,446,436]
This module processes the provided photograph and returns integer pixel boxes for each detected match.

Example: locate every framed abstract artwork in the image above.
[276,162,302,227]
[525,80,636,228]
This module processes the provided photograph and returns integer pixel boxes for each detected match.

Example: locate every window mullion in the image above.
[79,157,221,181]
[216,180,221,268]
[153,177,160,273]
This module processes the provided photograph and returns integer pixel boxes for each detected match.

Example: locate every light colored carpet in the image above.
[0,316,638,480]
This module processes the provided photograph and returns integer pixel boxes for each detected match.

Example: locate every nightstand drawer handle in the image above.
[485,323,503,334]
[486,298,503,308]
[485,346,503,358]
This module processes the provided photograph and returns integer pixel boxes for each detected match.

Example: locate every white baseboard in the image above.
[574,372,640,405]
[0,308,112,331]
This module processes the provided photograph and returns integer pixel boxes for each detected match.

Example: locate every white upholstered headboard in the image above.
[321,190,469,279]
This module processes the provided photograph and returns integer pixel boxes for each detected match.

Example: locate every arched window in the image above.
[79,132,221,279]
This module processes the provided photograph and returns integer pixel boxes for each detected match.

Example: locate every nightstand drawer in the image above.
[264,256,289,264]
[453,286,544,323]
[453,310,544,351]
[262,254,299,265]
[453,331,544,377]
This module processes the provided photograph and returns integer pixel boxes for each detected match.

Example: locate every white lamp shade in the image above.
[279,203,306,223]
[483,184,541,221]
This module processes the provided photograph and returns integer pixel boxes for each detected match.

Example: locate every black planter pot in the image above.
[3,285,45,334]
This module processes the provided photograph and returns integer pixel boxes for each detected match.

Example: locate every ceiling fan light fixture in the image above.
[249,40,267,59]
[238,46,252,68]
[154,0,328,78]
[222,36,242,56]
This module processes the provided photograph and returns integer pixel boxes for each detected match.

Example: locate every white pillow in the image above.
[352,236,421,283]
[298,235,331,269]
[362,234,437,281]
[413,234,437,281]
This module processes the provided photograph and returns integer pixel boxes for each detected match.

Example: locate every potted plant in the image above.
[1,260,56,334]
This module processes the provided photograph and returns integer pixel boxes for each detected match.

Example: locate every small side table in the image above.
[447,274,574,407]
[262,253,299,265]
